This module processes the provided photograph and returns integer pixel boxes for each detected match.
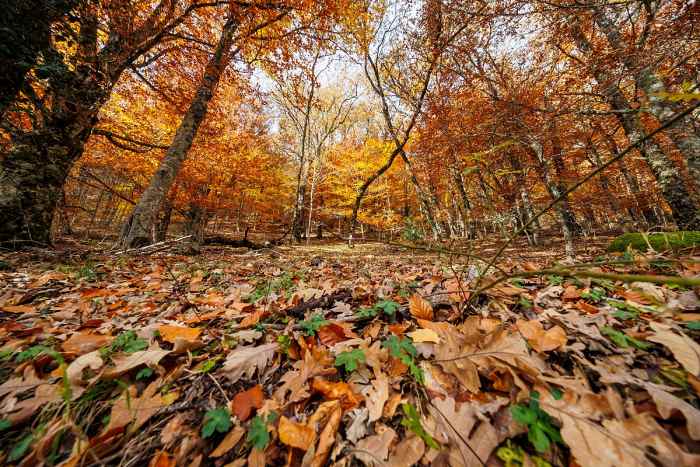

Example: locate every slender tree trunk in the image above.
[119,17,239,248]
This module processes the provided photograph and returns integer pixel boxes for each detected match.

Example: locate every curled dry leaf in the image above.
[220,343,278,383]
[310,400,342,467]
[647,322,700,376]
[66,350,103,397]
[645,384,700,440]
[106,346,171,377]
[409,293,433,321]
[387,435,425,467]
[312,377,362,410]
[104,379,178,433]
[516,319,567,352]
[363,372,389,422]
[279,416,316,450]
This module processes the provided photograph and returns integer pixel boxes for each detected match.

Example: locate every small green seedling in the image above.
[335,349,366,372]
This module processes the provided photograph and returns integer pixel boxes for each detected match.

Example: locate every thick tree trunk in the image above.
[592,8,700,191]
[119,17,239,248]
[0,0,78,116]
[569,21,700,230]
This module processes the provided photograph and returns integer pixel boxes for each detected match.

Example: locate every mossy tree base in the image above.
[608,231,700,252]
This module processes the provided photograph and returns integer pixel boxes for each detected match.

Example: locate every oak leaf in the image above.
[230,384,264,421]
[647,322,700,376]
[311,377,362,410]
[220,343,277,383]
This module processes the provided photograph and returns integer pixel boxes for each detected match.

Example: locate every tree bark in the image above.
[569,20,700,230]
[119,16,239,248]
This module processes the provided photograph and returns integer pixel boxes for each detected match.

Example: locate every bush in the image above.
[608,231,700,252]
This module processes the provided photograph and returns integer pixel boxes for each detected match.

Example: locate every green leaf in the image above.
[299,313,328,336]
[247,415,270,450]
[686,321,700,330]
[135,368,154,381]
[511,405,537,425]
[0,419,11,431]
[400,403,439,450]
[529,423,551,453]
[355,307,378,320]
[101,331,148,358]
[382,336,423,384]
[8,433,33,462]
[549,387,563,401]
[375,300,400,318]
[601,326,652,350]
[335,349,366,373]
[202,408,232,439]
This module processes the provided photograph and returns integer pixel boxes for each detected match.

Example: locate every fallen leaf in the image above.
[210,426,245,458]
[409,293,433,320]
[61,332,113,354]
[157,324,201,344]
[646,384,700,440]
[66,350,104,397]
[312,377,362,410]
[239,309,265,328]
[309,401,342,467]
[230,384,264,421]
[279,416,316,450]
[149,451,176,467]
[220,343,277,383]
[354,424,396,465]
[516,319,567,352]
[106,346,171,377]
[363,372,389,422]
[387,435,425,467]
[647,322,700,376]
[0,304,35,313]
[407,328,440,343]
[104,379,177,433]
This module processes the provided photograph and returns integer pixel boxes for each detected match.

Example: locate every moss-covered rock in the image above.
[608,231,700,252]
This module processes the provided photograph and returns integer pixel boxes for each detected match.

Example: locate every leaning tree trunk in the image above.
[569,20,700,230]
[119,17,239,248]
[592,8,700,192]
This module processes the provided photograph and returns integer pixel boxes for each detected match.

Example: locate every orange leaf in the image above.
[148,451,175,467]
[230,384,264,421]
[311,377,362,410]
[239,309,265,328]
[562,286,581,300]
[408,294,433,320]
[516,319,567,352]
[157,324,201,344]
[575,300,599,314]
[278,416,316,450]
[318,323,350,346]
[0,304,35,314]
[61,332,113,354]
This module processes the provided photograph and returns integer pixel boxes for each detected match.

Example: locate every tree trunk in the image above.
[592,8,700,192]
[569,20,700,230]
[119,17,239,248]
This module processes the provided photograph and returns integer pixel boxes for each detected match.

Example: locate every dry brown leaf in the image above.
[311,377,362,410]
[647,322,700,376]
[106,346,171,377]
[239,309,265,328]
[646,384,700,440]
[354,424,396,466]
[0,366,45,398]
[220,343,277,383]
[387,435,425,467]
[61,332,113,354]
[274,351,329,404]
[309,401,342,467]
[407,328,440,343]
[516,319,567,352]
[104,380,177,433]
[157,324,201,344]
[66,350,104,397]
[210,426,245,458]
[247,447,266,467]
[230,384,264,421]
[2,383,62,424]
[555,410,700,467]
[279,416,316,450]
[363,372,389,422]
[409,293,433,320]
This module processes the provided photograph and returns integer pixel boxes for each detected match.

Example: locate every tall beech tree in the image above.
[0,0,216,248]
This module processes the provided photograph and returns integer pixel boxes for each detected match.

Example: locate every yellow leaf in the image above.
[157,324,201,344]
[407,328,440,343]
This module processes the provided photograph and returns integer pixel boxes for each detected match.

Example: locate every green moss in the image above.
[608,231,700,252]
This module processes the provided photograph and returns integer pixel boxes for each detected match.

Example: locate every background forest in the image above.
[2,0,698,252]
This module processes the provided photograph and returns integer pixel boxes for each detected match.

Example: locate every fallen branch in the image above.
[113,235,193,255]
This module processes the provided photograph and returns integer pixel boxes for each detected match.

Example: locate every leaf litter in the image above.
[0,243,698,466]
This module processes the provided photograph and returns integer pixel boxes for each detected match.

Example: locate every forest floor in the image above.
[0,238,699,466]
